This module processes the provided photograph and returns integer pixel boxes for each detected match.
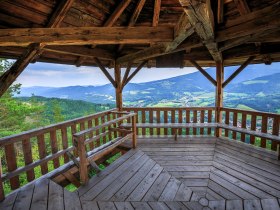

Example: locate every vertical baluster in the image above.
[37,134,48,174]
[71,124,77,156]
[186,110,190,135]
[5,144,20,189]
[101,115,106,143]
[95,118,100,147]
[232,112,238,140]
[107,114,113,142]
[200,110,205,135]
[112,113,117,138]
[178,110,182,135]
[157,110,160,136]
[171,110,175,135]
[164,111,168,135]
[132,115,137,149]
[261,115,268,148]
[61,127,69,163]
[87,120,94,150]
[0,156,4,201]
[22,138,35,182]
[241,113,247,142]
[225,111,229,137]
[74,135,88,185]
[149,109,153,136]
[50,130,60,168]
[250,114,256,145]
[207,110,212,135]
[272,116,280,151]
[193,110,197,135]
[142,110,146,136]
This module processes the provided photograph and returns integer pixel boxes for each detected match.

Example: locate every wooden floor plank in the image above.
[226,200,243,210]
[150,155,214,161]
[48,181,64,210]
[30,179,49,210]
[126,164,163,201]
[205,188,225,201]
[208,180,240,200]
[148,202,170,210]
[158,177,181,201]
[114,202,134,210]
[131,201,153,210]
[142,170,171,201]
[156,160,213,166]
[0,191,18,210]
[82,150,144,200]
[98,201,117,210]
[209,200,226,210]
[174,182,193,201]
[243,200,262,210]
[182,201,204,210]
[170,171,210,179]
[183,179,209,187]
[111,158,156,201]
[261,199,280,210]
[94,154,150,201]
[78,149,138,196]
[165,201,189,210]
[64,189,82,210]
[13,183,34,210]
[81,201,99,210]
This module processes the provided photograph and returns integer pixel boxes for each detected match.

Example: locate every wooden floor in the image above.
[1,136,280,210]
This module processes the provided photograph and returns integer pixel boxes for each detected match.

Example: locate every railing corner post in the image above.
[74,135,88,185]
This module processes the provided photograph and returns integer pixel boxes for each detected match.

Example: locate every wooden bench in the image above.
[121,123,218,140]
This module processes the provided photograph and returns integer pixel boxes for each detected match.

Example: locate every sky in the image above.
[16,62,198,87]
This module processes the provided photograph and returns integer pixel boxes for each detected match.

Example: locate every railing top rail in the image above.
[73,112,136,137]
[221,107,280,118]
[0,108,116,146]
[123,107,216,111]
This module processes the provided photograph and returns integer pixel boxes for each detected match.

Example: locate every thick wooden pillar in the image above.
[215,61,224,137]
[114,64,123,110]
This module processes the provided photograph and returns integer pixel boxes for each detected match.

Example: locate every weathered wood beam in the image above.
[124,60,147,87]
[94,58,116,88]
[115,64,122,110]
[117,13,194,64]
[153,0,161,27]
[0,0,74,97]
[104,0,132,27]
[234,0,250,15]
[189,60,217,86]
[118,0,146,52]
[180,0,223,61]
[0,26,173,47]
[217,0,224,24]
[44,46,115,61]
[122,63,132,90]
[223,56,255,87]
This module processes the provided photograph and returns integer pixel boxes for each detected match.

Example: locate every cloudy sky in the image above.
[16,62,198,87]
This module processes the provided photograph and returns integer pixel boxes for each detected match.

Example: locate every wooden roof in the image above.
[0,0,279,68]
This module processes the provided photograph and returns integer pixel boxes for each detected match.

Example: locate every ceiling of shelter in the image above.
[0,0,279,68]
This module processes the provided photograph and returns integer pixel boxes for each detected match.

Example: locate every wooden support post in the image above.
[215,61,224,137]
[0,156,4,201]
[115,64,123,110]
[132,115,137,149]
[74,136,88,185]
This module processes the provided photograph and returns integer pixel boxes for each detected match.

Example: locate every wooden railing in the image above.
[0,109,119,200]
[123,107,216,136]
[220,108,280,151]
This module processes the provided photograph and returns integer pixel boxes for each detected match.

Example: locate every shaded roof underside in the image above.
[0,0,280,68]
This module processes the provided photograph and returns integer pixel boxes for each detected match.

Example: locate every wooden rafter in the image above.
[223,56,255,88]
[94,58,116,88]
[118,0,146,52]
[189,60,217,86]
[217,0,224,24]
[180,0,223,62]
[153,0,161,27]
[123,61,148,87]
[234,0,250,15]
[0,27,173,47]
[117,13,194,64]
[0,0,74,97]
[75,57,86,67]
[104,0,131,27]
[122,63,132,89]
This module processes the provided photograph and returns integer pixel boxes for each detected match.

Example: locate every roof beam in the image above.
[94,58,117,88]
[223,56,255,87]
[117,13,194,64]
[189,60,217,86]
[104,0,132,27]
[217,0,224,24]
[153,0,161,26]
[0,26,173,47]
[234,0,250,15]
[180,0,223,62]
[123,60,148,86]
[0,0,74,97]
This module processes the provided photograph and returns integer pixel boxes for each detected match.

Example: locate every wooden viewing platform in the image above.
[1,136,280,210]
